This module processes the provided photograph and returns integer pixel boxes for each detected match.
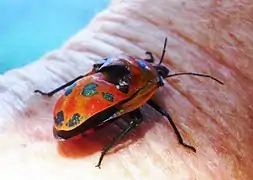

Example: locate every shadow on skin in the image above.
[57,107,159,158]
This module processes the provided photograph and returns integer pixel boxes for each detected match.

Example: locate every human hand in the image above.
[1,0,252,179]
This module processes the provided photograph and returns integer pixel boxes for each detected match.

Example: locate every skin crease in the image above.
[0,0,253,179]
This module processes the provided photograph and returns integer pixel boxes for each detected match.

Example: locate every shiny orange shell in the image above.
[53,73,131,132]
[53,55,160,139]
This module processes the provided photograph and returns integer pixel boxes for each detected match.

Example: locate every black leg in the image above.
[34,58,109,97]
[144,51,155,63]
[147,100,196,153]
[95,109,143,169]
[34,75,85,97]
[157,75,164,86]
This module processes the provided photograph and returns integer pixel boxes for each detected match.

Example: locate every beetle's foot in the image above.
[34,90,53,97]
[182,143,196,153]
[144,51,155,63]
[95,163,101,169]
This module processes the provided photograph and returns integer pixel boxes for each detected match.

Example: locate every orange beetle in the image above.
[35,38,223,168]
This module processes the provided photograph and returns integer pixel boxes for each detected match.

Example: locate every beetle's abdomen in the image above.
[53,74,130,131]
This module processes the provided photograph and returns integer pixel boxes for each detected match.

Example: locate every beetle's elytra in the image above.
[35,38,223,168]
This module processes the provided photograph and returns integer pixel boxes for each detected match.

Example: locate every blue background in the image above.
[0,0,109,73]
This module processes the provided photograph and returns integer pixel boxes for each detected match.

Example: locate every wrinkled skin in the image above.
[0,0,253,179]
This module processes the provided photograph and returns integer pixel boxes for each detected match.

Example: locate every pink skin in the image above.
[0,0,253,179]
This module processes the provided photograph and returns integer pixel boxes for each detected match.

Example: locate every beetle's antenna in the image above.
[165,72,224,85]
[158,37,167,65]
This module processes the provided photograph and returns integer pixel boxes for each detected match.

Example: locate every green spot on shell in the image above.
[102,92,114,102]
[66,113,82,127]
[82,83,98,97]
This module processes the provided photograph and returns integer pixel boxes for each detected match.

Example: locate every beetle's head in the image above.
[153,65,170,78]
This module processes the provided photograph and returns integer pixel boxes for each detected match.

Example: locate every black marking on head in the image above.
[98,64,131,94]
[93,59,107,72]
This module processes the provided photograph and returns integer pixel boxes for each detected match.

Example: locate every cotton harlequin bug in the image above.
[34,38,223,168]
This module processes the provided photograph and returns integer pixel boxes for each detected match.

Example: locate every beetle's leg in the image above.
[157,75,164,86]
[147,99,196,153]
[34,75,85,97]
[34,58,109,97]
[95,109,143,169]
[144,51,155,63]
